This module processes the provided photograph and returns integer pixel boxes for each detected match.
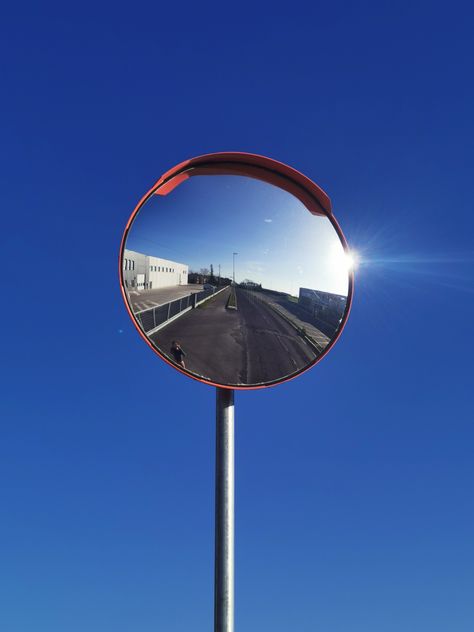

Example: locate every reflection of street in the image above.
[149,286,319,385]
[247,291,330,352]
[236,288,317,384]
[150,287,245,384]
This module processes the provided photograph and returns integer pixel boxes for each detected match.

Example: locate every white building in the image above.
[123,249,188,290]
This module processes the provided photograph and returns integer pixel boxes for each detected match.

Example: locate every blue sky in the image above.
[2,2,474,631]
[127,175,350,295]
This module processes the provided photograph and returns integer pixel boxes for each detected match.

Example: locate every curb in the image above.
[226,287,238,311]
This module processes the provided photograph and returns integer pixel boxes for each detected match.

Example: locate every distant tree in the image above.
[188,270,200,284]
[241,279,261,289]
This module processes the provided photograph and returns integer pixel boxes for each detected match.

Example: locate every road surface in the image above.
[149,287,317,386]
[236,288,317,384]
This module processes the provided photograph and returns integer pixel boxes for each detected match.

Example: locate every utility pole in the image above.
[232,253,238,285]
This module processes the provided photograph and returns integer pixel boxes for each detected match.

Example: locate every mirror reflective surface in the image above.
[121,170,351,387]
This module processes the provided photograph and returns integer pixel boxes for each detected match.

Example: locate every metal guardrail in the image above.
[135,286,227,334]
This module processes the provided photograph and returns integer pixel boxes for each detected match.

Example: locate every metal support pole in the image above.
[232,252,238,285]
[215,388,234,632]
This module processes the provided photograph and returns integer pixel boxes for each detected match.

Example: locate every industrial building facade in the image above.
[123,249,188,290]
[299,287,347,329]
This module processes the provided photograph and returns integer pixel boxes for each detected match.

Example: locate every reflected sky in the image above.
[126,174,349,296]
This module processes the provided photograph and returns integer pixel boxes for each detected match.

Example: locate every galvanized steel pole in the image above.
[215,388,235,632]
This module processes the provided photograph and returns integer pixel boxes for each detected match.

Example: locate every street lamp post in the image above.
[232,252,238,285]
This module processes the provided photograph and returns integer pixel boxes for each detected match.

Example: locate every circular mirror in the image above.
[120,154,353,389]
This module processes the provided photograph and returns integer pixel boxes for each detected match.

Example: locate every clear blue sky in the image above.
[2,2,474,631]
[127,175,349,295]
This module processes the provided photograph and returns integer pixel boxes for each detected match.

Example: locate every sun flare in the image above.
[331,243,359,275]
[344,250,359,271]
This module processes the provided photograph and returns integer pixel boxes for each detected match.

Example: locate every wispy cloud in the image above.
[264,218,272,223]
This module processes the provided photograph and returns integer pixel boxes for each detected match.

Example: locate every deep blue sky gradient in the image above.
[2,2,474,631]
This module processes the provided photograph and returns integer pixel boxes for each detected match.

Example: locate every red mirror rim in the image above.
[119,151,354,390]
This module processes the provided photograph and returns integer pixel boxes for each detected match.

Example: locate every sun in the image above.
[344,250,359,271]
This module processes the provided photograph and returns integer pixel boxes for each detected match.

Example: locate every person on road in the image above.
[170,340,186,368]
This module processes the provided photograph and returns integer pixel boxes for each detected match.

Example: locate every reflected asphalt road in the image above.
[150,286,317,386]
[236,288,316,384]
[151,287,245,384]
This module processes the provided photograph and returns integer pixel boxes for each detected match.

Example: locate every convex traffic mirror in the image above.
[120,153,353,388]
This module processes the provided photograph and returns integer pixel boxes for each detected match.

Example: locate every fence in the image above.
[135,286,227,335]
